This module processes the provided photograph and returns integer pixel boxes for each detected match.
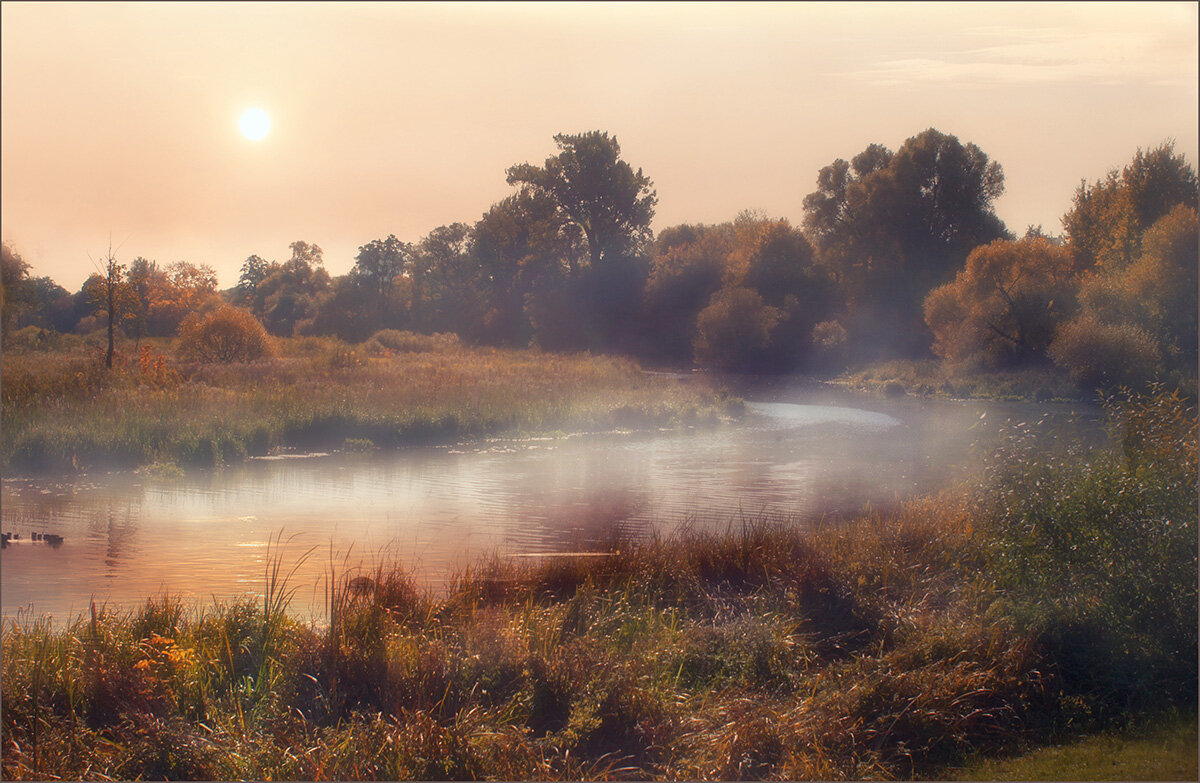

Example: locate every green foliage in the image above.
[977,388,1198,718]
[803,128,1010,358]
[506,130,657,268]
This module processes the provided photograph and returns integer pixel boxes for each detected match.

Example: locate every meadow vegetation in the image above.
[1,334,735,474]
[2,388,1193,780]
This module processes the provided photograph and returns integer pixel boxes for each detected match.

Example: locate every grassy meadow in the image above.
[1,386,1194,780]
[0,335,737,475]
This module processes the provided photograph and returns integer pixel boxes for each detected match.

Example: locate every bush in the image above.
[978,388,1198,714]
[1048,315,1161,390]
[693,287,782,372]
[175,307,274,363]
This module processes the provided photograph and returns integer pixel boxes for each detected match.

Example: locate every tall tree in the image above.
[1063,141,1198,271]
[506,131,657,271]
[803,128,1009,357]
[1,242,31,341]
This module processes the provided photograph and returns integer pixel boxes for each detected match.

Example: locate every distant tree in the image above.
[235,254,273,305]
[470,189,579,346]
[642,223,733,362]
[176,306,274,363]
[414,223,482,335]
[21,276,75,333]
[349,234,411,335]
[1,242,31,341]
[506,131,657,271]
[87,244,136,368]
[353,235,408,299]
[802,128,1009,357]
[1063,142,1198,271]
[254,241,331,336]
[126,257,163,347]
[146,261,219,336]
[643,215,833,369]
[924,236,1078,367]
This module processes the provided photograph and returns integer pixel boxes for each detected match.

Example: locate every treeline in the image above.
[2,129,1196,389]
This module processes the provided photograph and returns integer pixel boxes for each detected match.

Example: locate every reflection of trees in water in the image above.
[87,498,142,572]
[512,489,652,553]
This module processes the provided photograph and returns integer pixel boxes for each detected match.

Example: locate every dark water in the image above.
[1,381,1100,622]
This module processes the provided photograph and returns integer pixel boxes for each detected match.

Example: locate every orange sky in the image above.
[3,2,1197,290]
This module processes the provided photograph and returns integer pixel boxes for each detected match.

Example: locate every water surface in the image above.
[1,382,1098,622]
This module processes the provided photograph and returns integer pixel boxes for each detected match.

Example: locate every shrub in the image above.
[1048,315,1160,390]
[175,307,274,363]
[693,286,782,372]
[977,388,1198,715]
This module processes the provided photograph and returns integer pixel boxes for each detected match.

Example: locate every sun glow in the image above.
[239,108,271,141]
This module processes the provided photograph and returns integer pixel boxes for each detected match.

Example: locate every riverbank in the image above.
[831,359,1088,402]
[3,388,1193,780]
[1,339,738,475]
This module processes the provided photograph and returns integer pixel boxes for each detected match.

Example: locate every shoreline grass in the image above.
[1,339,738,475]
[2,493,1191,780]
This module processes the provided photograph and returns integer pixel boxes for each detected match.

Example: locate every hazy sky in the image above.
[3,1,1197,290]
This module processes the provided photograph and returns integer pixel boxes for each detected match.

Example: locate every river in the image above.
[1,380,1100,623]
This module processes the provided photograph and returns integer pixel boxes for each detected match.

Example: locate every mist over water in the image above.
[1,383,1100,623]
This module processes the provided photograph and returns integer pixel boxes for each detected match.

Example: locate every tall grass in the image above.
[2,339,734,473]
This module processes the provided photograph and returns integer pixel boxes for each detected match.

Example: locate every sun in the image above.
[239,108,271,141]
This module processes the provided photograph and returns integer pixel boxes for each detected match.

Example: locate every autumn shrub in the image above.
[1048,314,1161,390]
[693,286,782,372]
[175,306,274,363]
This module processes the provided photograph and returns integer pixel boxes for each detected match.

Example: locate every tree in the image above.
[413,222,488,336]
[253,241,331,336]
[147,261,219,336]
[641,215,835,370]
[1063,142,1198,271]
[506,131,657,271]
[348,234,411,336]
[1,242,31,341]
[1051,204,1199,387]
[693,286,782,372]
[802,129,1009,357]
[924,236,1078,367]
[83,243,138,368]
[642,223,734,363]
[470,189,577,346]
[126,257,163,346]
[235,254,272,305]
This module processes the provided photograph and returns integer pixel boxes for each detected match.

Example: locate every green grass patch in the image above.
[945,712,1198,781]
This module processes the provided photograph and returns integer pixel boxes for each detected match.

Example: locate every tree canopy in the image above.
[803,128,1009,357]
[506,131,657,270]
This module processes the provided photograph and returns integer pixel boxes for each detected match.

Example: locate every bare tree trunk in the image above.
[105,260,116,368]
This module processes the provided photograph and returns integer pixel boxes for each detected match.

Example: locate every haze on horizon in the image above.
[2,1,1197,290]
